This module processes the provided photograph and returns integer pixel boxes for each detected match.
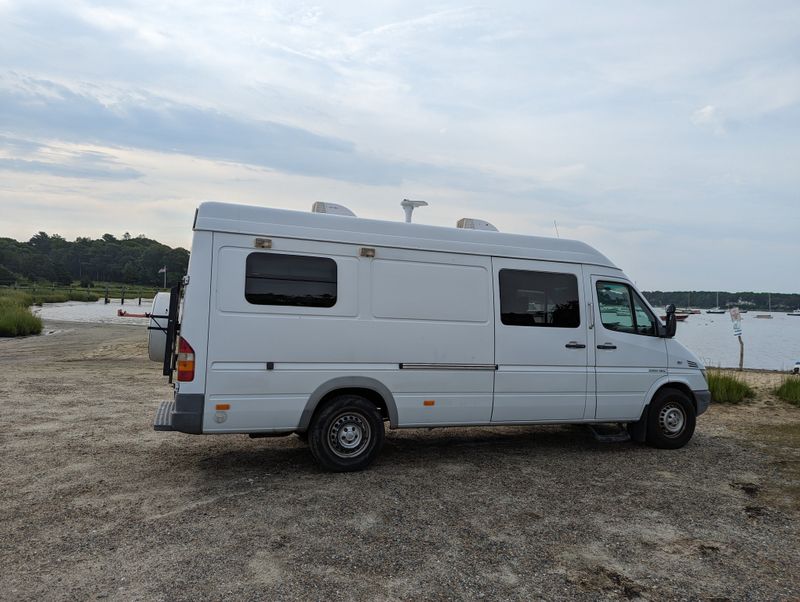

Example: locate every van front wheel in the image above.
[308,395,384,472]
[645,388,696,449]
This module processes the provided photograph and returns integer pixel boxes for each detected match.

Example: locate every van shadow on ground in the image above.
[159,424,700,483]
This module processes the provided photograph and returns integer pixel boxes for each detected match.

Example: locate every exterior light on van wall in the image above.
[176,337,195,381]
[360,247,376,258]
[254,238,272,249]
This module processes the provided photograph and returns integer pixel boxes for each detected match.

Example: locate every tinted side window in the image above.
[596,282,635,333]
[500,269,580,328]
[245,253,337,307]
[596,281,657,336]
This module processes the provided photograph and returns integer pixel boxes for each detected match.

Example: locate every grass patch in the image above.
[0,298,43,336]
[0,288,99,305]
[775,377,800,407]
[707,369,755,404]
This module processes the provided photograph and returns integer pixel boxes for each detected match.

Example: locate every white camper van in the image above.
[151,202,710,472]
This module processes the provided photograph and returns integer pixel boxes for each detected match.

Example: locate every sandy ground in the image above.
[1,322,798,601]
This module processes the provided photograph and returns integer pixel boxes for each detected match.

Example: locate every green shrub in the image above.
[0,304,43,337]
[775,377,800,406]
[707,369,755,404]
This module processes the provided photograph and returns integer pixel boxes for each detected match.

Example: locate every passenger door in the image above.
[591,278,667,420]
[492,259,590,422]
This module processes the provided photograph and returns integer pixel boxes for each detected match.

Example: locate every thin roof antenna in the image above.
[554,220,560,238]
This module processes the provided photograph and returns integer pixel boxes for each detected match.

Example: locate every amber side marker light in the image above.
[423,400,435,407]
[215,403,231,411]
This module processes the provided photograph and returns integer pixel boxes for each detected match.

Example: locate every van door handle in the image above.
[565,341,586,349]
[597,343,617,350]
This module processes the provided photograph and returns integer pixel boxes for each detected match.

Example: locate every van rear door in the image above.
[491,258,590,422]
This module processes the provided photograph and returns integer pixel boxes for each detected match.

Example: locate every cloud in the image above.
[691,104,727,134]
[0,157,142,180]
[0,73,528,191]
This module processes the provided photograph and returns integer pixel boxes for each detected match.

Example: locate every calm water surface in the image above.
[34,301,800,370]
[674,312,800,370]
[34,299,152,326]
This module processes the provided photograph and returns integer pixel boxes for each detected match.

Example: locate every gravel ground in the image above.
[1,321,798,601]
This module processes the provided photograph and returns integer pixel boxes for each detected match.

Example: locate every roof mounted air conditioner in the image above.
[456,218,498,232]
[311,202,356,217]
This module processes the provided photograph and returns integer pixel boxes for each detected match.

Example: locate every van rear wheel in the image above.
[645,388,696,449]
[308,395,384,472]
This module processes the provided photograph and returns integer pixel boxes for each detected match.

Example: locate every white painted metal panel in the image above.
[591,275,668,420]
[193,201,618,268]
[203,234,495,431]
[372,259,489,322]
[492,258,589,421]
[174,230,212,396]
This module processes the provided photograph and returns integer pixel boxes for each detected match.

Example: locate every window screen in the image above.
[245,253,337,307]
[499,269,580,328]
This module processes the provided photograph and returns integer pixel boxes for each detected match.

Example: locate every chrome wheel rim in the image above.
[658,402,686,438]
[328,412,371,458]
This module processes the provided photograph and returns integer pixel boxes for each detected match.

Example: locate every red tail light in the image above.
[176,337,195,381]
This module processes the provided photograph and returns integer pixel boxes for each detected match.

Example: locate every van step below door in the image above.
[587,424,630,443]
[153,400,175,431]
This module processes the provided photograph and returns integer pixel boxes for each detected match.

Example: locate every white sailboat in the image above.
[706,291,726,314]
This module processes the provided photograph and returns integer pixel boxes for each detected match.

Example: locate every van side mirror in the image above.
[664,304,677,338]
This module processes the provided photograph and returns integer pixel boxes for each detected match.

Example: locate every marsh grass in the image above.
[775,377,800,407]
[0,296,42,336]
[707,369,755,404]
[0,288,99,305]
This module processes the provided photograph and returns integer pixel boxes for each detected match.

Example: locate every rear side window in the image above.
[245,253,337,307]
[499,269,580,328]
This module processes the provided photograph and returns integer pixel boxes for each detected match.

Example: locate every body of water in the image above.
[675,311,800,371]
[34,299,153,326]
[34,301,800,370]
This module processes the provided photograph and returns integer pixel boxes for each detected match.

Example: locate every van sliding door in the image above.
[491,258,590,422]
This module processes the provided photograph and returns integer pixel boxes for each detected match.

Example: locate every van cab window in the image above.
[499,269,580,328]
[596,281,656,336]
[245,252,337,307]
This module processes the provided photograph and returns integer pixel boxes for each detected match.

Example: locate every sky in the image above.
[1,1,798,292]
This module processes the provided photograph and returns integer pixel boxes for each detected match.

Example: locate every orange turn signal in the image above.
[215,403,231,411]
[423,400,435,407]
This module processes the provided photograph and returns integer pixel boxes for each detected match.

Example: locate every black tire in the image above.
[645,388,696,449]
[308,395,384,472]
[295,431,309,443]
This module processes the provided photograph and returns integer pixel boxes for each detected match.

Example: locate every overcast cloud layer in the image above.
[1,1,798,291]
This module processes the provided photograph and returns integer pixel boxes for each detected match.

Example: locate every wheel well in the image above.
[316,388,390,422]
[656,382,696,412]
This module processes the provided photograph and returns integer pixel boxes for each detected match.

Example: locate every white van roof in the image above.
[194,201,618,269]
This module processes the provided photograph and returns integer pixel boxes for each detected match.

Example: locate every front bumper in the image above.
[695,389,711,416]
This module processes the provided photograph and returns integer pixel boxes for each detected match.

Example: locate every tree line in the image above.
[0,232,189,287]
[643,290,800,312]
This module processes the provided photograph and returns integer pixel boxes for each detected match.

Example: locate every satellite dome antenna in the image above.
[401,199,428,223]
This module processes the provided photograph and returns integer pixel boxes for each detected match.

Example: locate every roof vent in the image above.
[312,202,356,217]
[457,218,498,232]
